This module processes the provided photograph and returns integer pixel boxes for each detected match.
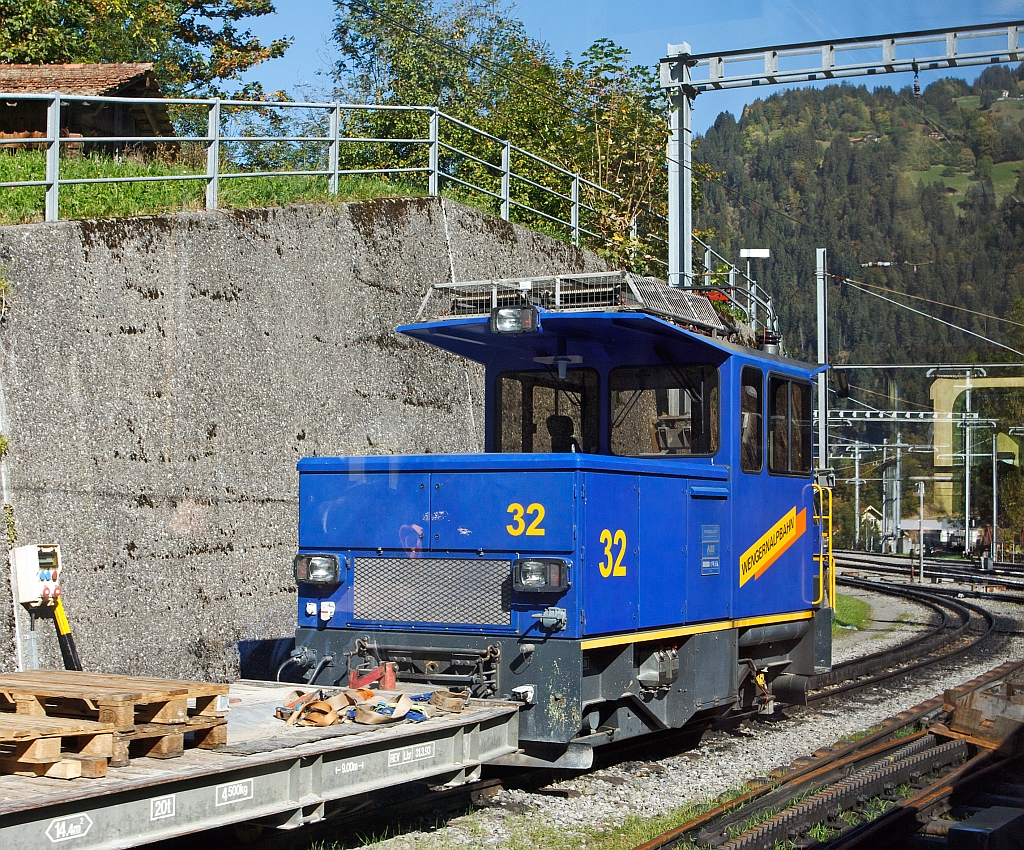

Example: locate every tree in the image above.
[331,0,714,272]
[976,155,994,183]
[958,146,977,173]
[0,1,292,95]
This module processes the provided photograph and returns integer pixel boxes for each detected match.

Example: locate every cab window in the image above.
[740,366,763,473]
[610,364,719,457]
[768,376,812,475]
[495,369,600,453]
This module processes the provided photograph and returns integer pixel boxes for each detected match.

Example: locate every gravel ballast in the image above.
[355,590,1024,850]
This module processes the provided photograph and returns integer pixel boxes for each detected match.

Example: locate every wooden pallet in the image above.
[0,714,114,779]
[0,671,228,732]
[113,715,228,766]
[0,671,229,767]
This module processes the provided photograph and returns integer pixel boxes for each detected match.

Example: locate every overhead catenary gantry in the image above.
[659,20,1024,290]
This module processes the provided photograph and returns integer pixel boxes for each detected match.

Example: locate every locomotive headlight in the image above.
[293,553,341,585]
[491,306,539,334]
[513,558,569,592]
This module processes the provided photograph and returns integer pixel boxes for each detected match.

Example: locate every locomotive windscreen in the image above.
[610,364,719,457]
[495,368,600,453]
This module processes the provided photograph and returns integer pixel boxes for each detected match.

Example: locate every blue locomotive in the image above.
[288,272,833,767]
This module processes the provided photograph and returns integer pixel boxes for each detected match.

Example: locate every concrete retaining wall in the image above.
[0,198,606,678]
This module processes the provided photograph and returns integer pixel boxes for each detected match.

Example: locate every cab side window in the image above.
[609,364,719,457]
[740,366,763,473]
[768,377,812,476]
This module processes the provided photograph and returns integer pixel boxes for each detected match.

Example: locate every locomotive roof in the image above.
[398,310,820,377]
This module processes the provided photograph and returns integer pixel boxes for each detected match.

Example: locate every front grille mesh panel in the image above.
[353,558,512,625]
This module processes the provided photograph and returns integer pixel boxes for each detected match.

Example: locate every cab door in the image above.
[638,475,687,627]
[581,472,639,635]
[686,485,731,622]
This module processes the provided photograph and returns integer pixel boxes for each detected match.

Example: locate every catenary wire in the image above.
[838,275,1024,357]
[846,382,933,410]
[850,277,1024,329]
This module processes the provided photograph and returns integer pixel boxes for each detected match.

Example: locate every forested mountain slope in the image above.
[696,65,1024,370]
[697,67,1024,537]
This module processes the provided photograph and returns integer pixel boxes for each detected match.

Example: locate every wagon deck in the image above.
[0,680,518,849]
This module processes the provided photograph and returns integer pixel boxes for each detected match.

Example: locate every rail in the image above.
[633,658,1024,850]
[0,91,779,335]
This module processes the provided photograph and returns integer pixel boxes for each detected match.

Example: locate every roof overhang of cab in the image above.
[398,311,821,378]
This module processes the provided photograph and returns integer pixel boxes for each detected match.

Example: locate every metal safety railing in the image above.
[0,93,623,245]
[0,91,777,334]
[415,271,728,334]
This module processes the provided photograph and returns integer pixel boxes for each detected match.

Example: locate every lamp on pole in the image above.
[739,248,769,326]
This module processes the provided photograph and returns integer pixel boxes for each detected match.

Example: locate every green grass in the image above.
[990,160,1023,197]
[906,160,1023,205]
[907,164,972,196]
[833,592,871,636]
[956,95,983,111]
[0,149,429,225]
[955,94,1024,117]
[0,150,584,252]
[306,790,735,850]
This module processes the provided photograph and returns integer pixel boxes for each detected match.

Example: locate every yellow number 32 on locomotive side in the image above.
[506,502,546,536]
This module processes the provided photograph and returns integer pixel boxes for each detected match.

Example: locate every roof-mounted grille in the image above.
[414,271,726,334]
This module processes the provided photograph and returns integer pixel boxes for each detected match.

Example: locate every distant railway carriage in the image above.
[288,272,834,768]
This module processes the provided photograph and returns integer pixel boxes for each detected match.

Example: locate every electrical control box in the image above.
[11,544,62,608]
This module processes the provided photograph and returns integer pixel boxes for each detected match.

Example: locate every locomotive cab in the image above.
[291,273,832,768]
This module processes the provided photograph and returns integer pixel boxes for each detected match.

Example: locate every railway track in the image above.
[807,575,996,702]
[836,549,1024,593]
[630,561,1024,850]
[632,661,1024,850]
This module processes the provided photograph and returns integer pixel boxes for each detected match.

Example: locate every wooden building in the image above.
[0,64,174,147]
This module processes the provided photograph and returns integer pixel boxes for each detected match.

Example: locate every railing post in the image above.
[571,176,580,246]
[206,98,220,210]
[500,140,511,221]
[428,108,439,196]
[329,103,340,196]
[44,93,61,222]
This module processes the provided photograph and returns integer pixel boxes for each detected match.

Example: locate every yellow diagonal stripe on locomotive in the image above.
[739,507,807,587]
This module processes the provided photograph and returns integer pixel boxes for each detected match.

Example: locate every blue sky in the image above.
[241,0,1023,133]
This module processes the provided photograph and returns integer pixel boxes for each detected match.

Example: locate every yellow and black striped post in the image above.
[52,598,82,671]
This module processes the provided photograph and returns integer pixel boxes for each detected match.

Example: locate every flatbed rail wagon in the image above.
[0,677,517,848]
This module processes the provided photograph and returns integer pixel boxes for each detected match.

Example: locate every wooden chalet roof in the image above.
[0,63,162,96]
[0,64,174,137]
